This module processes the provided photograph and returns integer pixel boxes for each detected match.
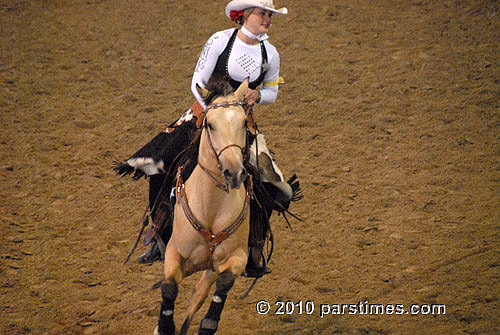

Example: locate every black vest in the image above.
[210,29,268,90]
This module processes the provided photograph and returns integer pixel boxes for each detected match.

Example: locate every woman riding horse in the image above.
[115,0,295,278]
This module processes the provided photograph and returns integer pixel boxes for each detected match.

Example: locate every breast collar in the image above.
[212,29,268,90]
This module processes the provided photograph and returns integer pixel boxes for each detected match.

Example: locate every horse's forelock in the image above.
[203,77,235,106]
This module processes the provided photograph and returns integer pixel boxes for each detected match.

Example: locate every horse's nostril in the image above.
[223,169,233,179]
[239,169,247,181]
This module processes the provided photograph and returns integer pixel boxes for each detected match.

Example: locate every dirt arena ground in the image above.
[1,0,499,334]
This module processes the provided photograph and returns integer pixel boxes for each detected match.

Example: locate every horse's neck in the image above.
[184,159,246,228]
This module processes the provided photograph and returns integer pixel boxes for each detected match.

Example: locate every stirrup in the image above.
[243,248,271,278]
[137,239,164,264]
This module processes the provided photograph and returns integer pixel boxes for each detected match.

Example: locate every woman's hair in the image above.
[235,7,255,26]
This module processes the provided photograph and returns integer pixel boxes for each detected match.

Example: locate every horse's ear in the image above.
[234,78,249,101]
[196,83,210,99]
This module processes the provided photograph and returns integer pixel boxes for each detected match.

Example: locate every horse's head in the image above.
[196,79,250,191]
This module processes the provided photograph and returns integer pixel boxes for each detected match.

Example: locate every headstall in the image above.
[198,99,250,193]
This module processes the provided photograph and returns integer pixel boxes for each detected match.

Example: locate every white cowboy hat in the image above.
[225,0,288,18]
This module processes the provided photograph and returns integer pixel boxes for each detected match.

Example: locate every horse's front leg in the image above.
[180,270,217,335]
[198,251,247,335]
[198,270,235,335]
[156,246,183,335]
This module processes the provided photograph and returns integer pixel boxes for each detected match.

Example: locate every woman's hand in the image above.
[244,89,260,105]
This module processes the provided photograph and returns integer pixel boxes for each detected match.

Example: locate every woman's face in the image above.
[244,8,273,35]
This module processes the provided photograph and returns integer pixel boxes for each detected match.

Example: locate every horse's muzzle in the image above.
[223,167,247,190]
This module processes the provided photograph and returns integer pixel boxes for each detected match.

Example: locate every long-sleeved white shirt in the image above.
[191,28,280,108]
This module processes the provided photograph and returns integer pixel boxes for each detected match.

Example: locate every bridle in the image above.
[198,100,250,193]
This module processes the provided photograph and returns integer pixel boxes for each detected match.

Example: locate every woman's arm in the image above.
[191,32,225,108]
[257,49,280,105]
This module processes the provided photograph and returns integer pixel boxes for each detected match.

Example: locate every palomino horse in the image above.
[154,80,252,335]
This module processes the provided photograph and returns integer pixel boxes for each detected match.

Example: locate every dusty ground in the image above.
[1,0,499,334]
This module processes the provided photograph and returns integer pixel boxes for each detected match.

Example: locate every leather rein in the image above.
[175,99,251,269]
